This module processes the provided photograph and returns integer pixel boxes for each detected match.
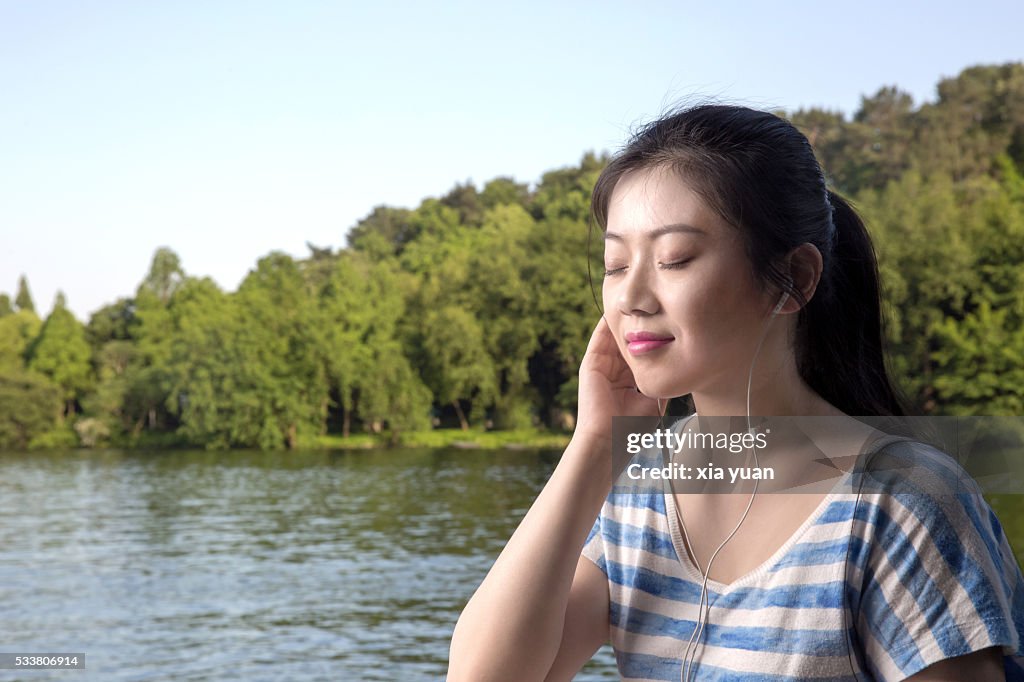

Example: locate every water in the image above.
[0,448,618,681]
[2,448,1022,681]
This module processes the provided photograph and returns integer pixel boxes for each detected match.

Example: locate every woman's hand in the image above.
[574,316,664,443]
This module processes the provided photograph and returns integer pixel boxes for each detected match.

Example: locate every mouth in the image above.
[625,331,675,355]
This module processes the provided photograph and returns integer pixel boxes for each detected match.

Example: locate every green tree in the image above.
[532,151,607,222]
[928,162,1024,414]
[0,370,62,449]
[344,257,432,438]
[140,247,185,304]
[0,309,42,371]
[932,300,1024,414]
[27,292,93,417]
[316,252,378,437]
[86,298,137,351]
[913,64,1024,183]
[81,339,138,435]
[167,255,327,449]
[480,177,532,211]
[234,252,327,448]
[347,205,417,256]
[441,181,485,227]
[523,213,603,425]
[0,294,12,317]
[163,277,240,447]
[421,305,496,430]
[14,275,34,313]
[126,249,185,434]
[464,204,542,428]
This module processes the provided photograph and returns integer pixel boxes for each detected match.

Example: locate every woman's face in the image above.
[601,165,781,401]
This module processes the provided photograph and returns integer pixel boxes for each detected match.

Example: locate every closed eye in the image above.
[659,259,692,270]
[603,266,627,277]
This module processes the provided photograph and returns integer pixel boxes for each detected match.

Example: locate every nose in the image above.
[614,262,660,316]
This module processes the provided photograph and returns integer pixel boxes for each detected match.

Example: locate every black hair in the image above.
[590,104,906,417]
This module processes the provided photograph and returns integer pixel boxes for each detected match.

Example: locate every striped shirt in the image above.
[582,432,1024,680]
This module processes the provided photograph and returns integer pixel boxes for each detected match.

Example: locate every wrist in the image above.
[566,429,613,463]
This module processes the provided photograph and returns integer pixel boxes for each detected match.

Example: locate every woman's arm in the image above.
[447,433,613,681]
[448,318,659,681]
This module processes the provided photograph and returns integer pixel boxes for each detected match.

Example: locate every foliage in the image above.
[26,295,92,415]
[2,62,1023,450]
[0,370,62,449]
[14,275,35,313]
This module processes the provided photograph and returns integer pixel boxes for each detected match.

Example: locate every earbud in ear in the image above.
[771,291,789,316]
[771,278,794,316]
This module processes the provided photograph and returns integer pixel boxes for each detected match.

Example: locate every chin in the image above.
[635,376,688,402]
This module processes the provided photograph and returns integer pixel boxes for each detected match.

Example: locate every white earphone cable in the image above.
[678,290,788,682]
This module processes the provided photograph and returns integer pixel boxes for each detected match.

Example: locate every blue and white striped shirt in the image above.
[582,436,1024,680]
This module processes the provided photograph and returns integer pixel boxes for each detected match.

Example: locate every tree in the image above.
[139,247,185,304]
[316,252,378,437]
[234,252,327,448]
[0,294,12,317]
[531,152,607,222]
[85,298,138,351]
[421,306,496,430]
[914,64,1024,184]
[480,177,532,211]
[523,213,602,425]
[932,300,1024,414]
[357,335,433,441]
[441,181,484,227]
[15,275,34,313]
[81,339,138,435]
[163,278,240,447]
[26,293,93,417]
[346,205,417,256]
[336,256,431,439]
[125,252,185,434]
[0,370,62,449]
[0,309,41,372]
[929,162,1024,414]
[167,255,327,449]
[846,86,915,192]
[464,204,542,428]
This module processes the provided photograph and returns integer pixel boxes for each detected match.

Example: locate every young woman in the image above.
[448,105,1024,681]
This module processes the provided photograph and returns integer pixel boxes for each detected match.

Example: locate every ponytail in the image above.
[797,191,906,416]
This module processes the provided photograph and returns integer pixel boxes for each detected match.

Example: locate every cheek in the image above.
[600,286,628,352]
[601,281,612,314]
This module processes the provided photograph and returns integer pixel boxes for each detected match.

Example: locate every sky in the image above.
[2,1,1022,321]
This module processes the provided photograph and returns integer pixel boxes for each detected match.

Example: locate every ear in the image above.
[779,243,823,313]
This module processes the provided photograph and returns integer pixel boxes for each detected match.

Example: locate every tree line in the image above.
[2,62,1023,450]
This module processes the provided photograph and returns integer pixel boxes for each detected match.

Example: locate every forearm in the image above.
[447,433,612,681]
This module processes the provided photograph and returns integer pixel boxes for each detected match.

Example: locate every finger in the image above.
[593,316,630,356]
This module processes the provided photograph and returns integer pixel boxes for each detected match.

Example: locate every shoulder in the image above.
[850,438,1024,680]
[855,438,1010,586]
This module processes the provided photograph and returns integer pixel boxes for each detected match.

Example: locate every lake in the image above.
[1,448,1021,681]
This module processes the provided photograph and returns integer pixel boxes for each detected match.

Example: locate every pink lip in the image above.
[626,331,674,355]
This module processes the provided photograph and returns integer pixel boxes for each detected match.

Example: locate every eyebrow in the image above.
[604,223,706,241]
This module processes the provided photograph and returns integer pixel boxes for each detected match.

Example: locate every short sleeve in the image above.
[853,441,1024,680]
[581,508,608,576]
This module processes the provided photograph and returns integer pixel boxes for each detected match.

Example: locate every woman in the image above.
[448,105,1024,680]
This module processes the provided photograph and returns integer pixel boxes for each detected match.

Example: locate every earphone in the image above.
[772,289,790,316]
[675,282,791,682]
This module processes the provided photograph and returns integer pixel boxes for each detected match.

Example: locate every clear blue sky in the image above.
[2,1,1022,321]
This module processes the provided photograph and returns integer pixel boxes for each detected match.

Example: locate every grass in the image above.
[297,427,571,450]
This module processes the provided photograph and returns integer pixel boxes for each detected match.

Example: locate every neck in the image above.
[690,336,842,419]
